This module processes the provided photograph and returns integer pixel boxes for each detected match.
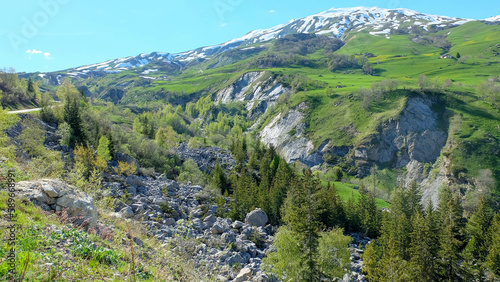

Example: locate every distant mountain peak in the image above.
[484,15,500,22]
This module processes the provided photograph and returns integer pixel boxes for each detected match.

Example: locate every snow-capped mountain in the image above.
[484,15,500,22]
[59,52,175,77]
[177,7,472,61]
[46,6,477,80]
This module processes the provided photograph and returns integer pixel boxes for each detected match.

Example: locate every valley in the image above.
[1,5,500,281]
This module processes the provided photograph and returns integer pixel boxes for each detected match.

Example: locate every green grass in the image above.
[321,181,391,209]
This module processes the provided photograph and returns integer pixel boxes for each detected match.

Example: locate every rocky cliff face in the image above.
[354,98,447,169]
[354,97,448,189]
[259,105,324,167]
[216,72,291,119]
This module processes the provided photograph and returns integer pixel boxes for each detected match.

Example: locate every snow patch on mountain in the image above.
[484,15,500,22]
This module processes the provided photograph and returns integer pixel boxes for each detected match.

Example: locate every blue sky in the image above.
[1,0,499,73]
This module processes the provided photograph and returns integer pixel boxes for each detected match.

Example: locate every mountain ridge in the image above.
[33,6,483,80]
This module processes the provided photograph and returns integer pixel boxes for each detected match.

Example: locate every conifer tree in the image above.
[409,210,435,281]
[210,161,228,195]
[63,92,86,148]
[282,169,322,281]
[97,135,112,162]
[465,196,493,261]
[486,213,500,277]
[357,185,381,237]
[407,181,423,217]
[363,240,382,281]
[345,192,359,231]
[379,227,410,281]
[268,159,293,225]
[317,182,346,228]
[437,192,464,281]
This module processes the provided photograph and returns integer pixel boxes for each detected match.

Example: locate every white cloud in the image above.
[269,10,275,13]
[220,22,227,27]
[26,49,43,54]
[26,49,52,59]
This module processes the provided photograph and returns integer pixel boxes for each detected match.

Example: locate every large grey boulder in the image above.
[245,208,268,227]
[16,179,97,225]
[233,267,253,282]
[126,175,143,187]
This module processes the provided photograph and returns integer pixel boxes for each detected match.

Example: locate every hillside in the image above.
[3,5,500,281]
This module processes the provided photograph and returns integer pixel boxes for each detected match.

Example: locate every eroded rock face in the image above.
[354,98,448,180]
[16,179,97,224]
[216,71,291,119]
[259,108,323,166]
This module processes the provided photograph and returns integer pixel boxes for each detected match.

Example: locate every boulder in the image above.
[120,206,134,218]
[245,208,268,227]
[16,179,97,224]
[41,182,59,197]
[234,267,253,282]
[126,175,143,187]
[210,223,224,234]
[164,218,176,226]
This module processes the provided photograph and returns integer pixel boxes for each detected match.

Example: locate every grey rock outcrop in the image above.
[216,71,291,119]
[259,108,323,166]
[354,97,447,171]
[16,179,97,224]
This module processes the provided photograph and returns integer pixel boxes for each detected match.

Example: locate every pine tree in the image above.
[408,210,435,281]
[317,182,346,228]
[363,240,382,281]
[486,213,500,277]
[210,161,228,195]
[268,160,293,225]
[282,169,322,281]
[345,192,359,231]
[379,227,410,281]
[97,135,112,162]
[465,196,493,261]
[437,192,463,281]
[407,181,423,217]
[230,167,256,220]
[63,92,86,148]
[357,185,381,237]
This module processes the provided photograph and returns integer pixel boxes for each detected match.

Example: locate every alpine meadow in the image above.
[1,4,500,282]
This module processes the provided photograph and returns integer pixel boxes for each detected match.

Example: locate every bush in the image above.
[114,161,137,176]
[177,158,206,185]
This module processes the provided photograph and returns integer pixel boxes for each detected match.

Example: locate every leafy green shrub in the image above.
[160,203,173,216]
[63,229,120,265]
[177,158,206,185]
